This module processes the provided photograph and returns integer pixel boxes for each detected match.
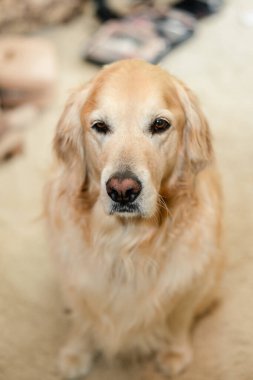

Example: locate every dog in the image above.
[45,59,223,378]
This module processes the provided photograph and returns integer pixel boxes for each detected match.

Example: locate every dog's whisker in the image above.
[158,196,170,217]
[155,192,172,220]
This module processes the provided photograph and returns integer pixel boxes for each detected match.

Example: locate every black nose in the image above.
[106,172,142,204]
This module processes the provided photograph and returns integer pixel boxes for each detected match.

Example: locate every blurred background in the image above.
[0,1,253,379]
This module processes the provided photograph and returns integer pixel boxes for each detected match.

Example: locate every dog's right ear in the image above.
[54,86,90,166]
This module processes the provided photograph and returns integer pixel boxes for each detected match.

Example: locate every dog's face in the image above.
[54,60,212,218]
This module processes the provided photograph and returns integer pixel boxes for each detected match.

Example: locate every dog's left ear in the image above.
[174,79,213,173]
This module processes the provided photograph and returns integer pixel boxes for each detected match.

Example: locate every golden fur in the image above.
[45,60,223,378]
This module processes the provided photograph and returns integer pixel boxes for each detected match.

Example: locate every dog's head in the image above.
[54,60,213,218]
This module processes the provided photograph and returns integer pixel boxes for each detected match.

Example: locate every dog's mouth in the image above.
[109,202,141,216]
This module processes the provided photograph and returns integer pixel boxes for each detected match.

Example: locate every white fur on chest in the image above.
[52,197,216,354]
[58,206,211,320]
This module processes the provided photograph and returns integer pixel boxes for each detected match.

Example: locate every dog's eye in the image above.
[91,121,110,134]
[150,118,171,134]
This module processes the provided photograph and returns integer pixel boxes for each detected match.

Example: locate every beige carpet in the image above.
[1,1,253,379]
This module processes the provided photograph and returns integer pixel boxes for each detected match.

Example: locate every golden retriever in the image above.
[46,59,223,378]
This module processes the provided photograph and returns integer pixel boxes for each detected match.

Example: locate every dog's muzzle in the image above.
[106,171,142,214]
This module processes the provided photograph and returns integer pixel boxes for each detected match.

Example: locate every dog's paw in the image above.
[155,344,192,377]
[58,346,93,379]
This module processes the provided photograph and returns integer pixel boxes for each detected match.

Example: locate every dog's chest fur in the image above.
[64,218,170,353]
[55,199,212,355]
[65,212,169,321]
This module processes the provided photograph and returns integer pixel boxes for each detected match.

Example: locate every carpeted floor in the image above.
[1,1,253,379]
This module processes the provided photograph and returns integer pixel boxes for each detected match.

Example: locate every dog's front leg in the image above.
[155,302,194,377]
[58,315,95,379]
[155,280,213,377]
